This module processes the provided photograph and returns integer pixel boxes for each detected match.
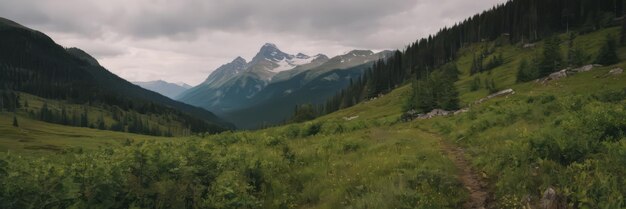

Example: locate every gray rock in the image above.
[417,109,453,119]
[454,108,469,115]
[523,43,536,48]
[473,89,515,105]
[570,64,594,73]
[539,69,571,84]
[608,68,623,75]
[540,187,559,209]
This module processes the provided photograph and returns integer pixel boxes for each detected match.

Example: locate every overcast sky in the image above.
[1,0,507,86]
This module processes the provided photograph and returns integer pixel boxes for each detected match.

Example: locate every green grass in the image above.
[0,111,167,156]
[1,27,625,208]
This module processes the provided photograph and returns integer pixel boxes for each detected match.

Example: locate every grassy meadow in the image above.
[1,27,626,208]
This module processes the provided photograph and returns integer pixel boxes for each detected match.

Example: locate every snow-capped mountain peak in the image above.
[254,42,292,62]
[295,53,310,59]
[248,43,328,74]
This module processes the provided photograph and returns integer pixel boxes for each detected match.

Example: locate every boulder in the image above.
[540,187,562,209]
[570,64,594,73]
[608,67,623,76]
[454,108,469,115]
[400,110,419,122]
[474,89,516,105]
[539,69,571,84]
[417,109,452,119]
[523,43,536,48]
[343,115,359,121]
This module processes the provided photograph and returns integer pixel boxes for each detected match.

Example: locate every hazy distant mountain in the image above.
[0,17,234,131]
[133,80,191,99]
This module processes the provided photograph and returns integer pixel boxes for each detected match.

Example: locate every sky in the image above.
[0,0,507,86]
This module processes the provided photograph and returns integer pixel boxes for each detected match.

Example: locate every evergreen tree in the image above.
[485,77,498,94]
[470,54,484,75]
[595,34,620,65]
[80,107,89,127]
[12,115,18,127]
[470,76,481,91]
[406,63,460,112]
[539,36,563,76]
[517,58,535,83]
[289,104,318,123]
[567,33,588,67]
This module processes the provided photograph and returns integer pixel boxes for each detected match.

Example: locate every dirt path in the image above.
[439,140,489,209]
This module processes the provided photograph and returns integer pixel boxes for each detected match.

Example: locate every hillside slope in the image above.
[0,17,234,133]
[1,27,625,208]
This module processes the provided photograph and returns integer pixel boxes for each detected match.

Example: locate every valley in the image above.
[1,0,626,208]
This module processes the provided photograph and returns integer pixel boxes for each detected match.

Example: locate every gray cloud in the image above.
[0,0,507,85]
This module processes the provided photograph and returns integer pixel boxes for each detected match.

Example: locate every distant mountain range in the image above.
[133,80,191,99]
[0,17,234,132]
[177,43,392,128]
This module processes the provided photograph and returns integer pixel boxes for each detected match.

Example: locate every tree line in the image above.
[517,33,620,82]
[0,25,228,134]
[319,0,624,118]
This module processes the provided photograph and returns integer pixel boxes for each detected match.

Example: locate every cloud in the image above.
[0,0,507,85]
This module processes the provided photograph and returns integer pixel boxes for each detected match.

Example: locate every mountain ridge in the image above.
[0,17,235,133]
[133,80,191,99]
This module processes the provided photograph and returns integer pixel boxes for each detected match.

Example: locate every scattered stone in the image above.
[343,115,359,121]
[523,43,536,48]
[473,89,516,105]
[417,109,453,119]
[400,110,419,122]
[454,108,469,115]
[540,187,562,209]
[538,69,572,84]
[538,64,606,84]
[608,67,623,76]
[570,64,594,73]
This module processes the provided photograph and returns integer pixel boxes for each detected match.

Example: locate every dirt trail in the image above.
[439,140,490,209]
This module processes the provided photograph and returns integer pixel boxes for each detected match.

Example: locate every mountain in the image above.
[201,56,247,88]
[176,82,192,89]
[133,80,191,99]
[65,47,100,66]
[177,43,330,114]
[0,17,234,133]
[177,42,392,128]
[222,50,392,128]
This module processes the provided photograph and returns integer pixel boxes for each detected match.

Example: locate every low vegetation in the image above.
[2,1,626,208]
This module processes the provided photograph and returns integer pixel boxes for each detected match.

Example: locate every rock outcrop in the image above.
[608,67,623,76]
[401,89,515,122]
[473,88,516,105]
[538,64,600,84]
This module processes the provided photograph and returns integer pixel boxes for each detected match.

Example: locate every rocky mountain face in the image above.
[177,43,392,128]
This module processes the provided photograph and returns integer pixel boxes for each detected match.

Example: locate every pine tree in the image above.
[567,33,588,67]
[539,36,563,77]
[485,77,498,93]
[595,34,619,65]
[470,76,481,91]
[517,58,533,82]
[12,115,18,127]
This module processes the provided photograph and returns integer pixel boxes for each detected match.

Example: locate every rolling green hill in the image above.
[1,25,625,208]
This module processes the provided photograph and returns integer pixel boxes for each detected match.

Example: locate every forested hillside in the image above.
[321,0,623,116]
[0,17,233,135]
